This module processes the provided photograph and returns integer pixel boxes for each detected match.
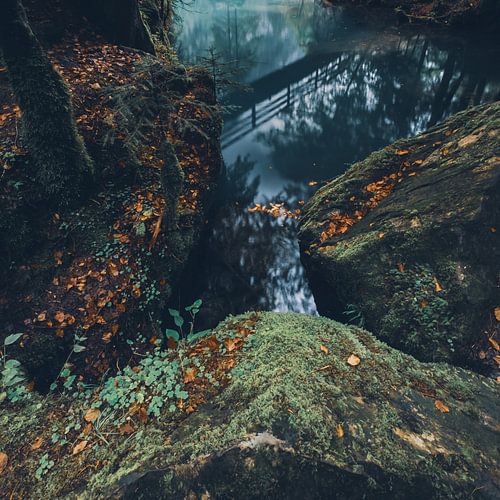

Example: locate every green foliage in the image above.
[1,333,30,404]
[343,303,365,328]
[166,299,211,344]
[35,453,54,480]
[381,264,456,361]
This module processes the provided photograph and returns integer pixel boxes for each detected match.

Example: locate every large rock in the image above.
[299,102,500,367]
[1,312,499,498]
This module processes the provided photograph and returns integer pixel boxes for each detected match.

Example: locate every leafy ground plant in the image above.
[165,299,211,344]
[1,333,29,404]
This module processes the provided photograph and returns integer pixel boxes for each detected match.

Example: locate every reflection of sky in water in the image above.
[176,0,500,323]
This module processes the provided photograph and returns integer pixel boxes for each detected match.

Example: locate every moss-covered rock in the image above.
[1,312,499,498]
[298,102,500,368]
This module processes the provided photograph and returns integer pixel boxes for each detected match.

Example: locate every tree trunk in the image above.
[0,0,94,207]
[76,0,156,54]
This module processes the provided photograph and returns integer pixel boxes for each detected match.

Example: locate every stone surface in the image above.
[299,102,499,367]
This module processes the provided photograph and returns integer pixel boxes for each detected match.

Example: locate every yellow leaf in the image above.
[72,440,88,455]
[336,424,344,438]
[84,408,101,423]
[320,345,329,354]
[395,149,409,156]
[0,452,7,475]
[434,400,449,413]
[378,232,385,239]
[347,354,361,366]
[37,312,46,322]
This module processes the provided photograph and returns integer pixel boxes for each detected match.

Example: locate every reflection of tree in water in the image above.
[258,36,500,182]
[176,0,333,83]
[176,156,316,330]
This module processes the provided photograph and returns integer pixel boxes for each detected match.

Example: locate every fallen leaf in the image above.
[378,232,385,239]
[433,277,444,292]
[320,345,329,354]
[119,423,134,435]
[397,263,404,273]
[347,354,361,366]
[183,367,197,383]
[420,299,429,309]
[31,437,44,450]
[494,307,500,321]
[0,452,7,475]
[55,311,65,323]
[395,149,409,155]
[138,407,148,424]
[488,338,500,351]
[37,312,46,322]
[336,424,344,438]
[225,338,242,352]
[434,400,450,413]
[72,440,88,455]
[84,408,101,423]
[494,355,500,366]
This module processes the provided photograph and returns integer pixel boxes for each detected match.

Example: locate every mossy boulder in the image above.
[298,102,500,368]
[1,312,499,498]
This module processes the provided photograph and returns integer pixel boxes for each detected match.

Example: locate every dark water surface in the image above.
[174,0,500,327]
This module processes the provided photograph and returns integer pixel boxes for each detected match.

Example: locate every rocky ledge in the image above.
[299,102,499,369]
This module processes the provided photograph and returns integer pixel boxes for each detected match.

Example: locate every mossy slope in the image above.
[299,102,499,368]
[1,312,498,498]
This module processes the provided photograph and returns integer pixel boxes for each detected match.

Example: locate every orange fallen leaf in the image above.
[347,354,361,366]
[225,338,242,352]
[31,437,44,450]
[397,263,404,273]
[433,277,444,292]
[494,307,500,321]
[494,355,500,366]
[419,299,429,309]
[434,400,449,413]
[0,452,7,475]
[378,232,385,239]
[54,311,65,323]
[84,408,101,423]
[488,338,500,351]
[395,149,409,155]
[119,423,135,435]
[37,312,46,322]
[320,345,329,354]
[72,440,88,455]
[336,424,344,438]
[183,367,197,383]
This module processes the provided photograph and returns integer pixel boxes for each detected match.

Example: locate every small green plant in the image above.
[343,304,365,328]
[1,333,30,404]
[35,453,54,480]
[165,299,211,344]
[50,333,87,392]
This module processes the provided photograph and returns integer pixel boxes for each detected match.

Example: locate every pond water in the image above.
[174,0,500,328]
